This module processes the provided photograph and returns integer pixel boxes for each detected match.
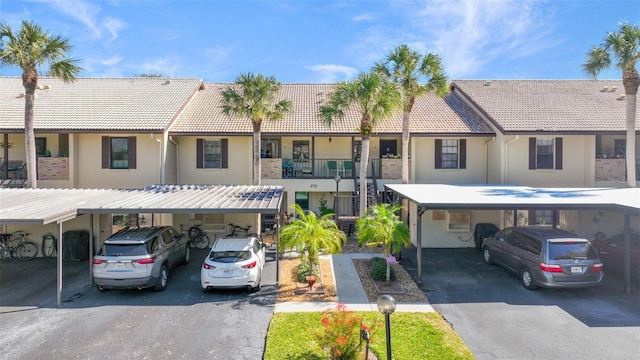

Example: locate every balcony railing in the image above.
[262,157,406,180]
[594,157,640,182]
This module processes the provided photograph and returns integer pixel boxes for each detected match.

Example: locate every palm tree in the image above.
[278,204,346,277]
[320,72,404,215]
[373,44,448,221]
[356,203,410,282]
[220,72,293,185]
[583,22,640,188]
[0,20,81,188]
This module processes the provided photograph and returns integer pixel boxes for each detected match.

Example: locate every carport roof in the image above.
[0,185,284,225]
[385,184,640,215]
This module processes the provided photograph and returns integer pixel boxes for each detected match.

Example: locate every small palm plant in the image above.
[278,204,346,278]
[356,203,410,282]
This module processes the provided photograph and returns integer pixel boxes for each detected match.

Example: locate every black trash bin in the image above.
[62,230,90,261]
[473,223,500,249]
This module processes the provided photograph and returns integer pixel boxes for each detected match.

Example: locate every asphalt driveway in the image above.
[399,247,640,360]
[0,247,278,360]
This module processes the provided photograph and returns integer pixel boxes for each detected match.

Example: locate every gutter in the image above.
[151,134,164,184]
[484,136,496,184]
[504,135,519,184]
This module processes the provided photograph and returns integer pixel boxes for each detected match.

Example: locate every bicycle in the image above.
[180,224,209,249]
[0,231,39,260]
[41,232,57,258]
[227,223,261,239]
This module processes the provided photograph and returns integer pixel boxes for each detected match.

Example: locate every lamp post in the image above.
[377,294,397,360]
[334,174,341,218]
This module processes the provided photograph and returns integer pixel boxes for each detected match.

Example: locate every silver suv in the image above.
[93,226,190,291]
[482,226,604,290]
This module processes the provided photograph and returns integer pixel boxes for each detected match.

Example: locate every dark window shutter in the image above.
[128,137,137,169]
[196,139,204,169]
[459,139,466,169]
[221,139,228,168]
[555,137,563,170]
[529,137,536,170]
[102,136,110,169]
[435,139,442,169]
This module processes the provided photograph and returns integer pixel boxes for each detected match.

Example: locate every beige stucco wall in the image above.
[75,133,162,188]
[412,137,489,184]
[175,136,252,185]
[501,135,590,187]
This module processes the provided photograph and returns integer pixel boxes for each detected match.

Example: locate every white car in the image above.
[200,236,266,292]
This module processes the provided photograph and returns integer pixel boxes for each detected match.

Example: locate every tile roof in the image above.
[170,83,493,135]
[0,77,203,132]
[451,80,640,133]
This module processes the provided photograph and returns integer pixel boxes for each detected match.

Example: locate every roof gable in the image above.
[0,77,203,132]
[451,80,639,134]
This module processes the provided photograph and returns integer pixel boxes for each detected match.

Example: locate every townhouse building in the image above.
[0,77,638,250]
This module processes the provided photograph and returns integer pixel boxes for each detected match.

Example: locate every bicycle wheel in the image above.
[189,226,203,240]
[193,234,210,249]
[43,240,57,257]
[16,242,38,260]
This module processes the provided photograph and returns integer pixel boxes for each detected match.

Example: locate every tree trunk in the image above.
[253,123,261,186]
[622,68,639,188]
[359,138,370,216]
[401,109,411,223]
[23,70,38,189]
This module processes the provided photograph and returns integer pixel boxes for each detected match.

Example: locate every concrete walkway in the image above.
[274,253,435,313]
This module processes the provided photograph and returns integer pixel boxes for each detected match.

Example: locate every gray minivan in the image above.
[482,226,604,290]
[93,226,190,291]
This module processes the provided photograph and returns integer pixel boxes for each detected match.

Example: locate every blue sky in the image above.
[1,0,638,83]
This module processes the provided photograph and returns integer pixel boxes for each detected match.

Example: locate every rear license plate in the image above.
[115,262,125,269]
[571,266,583,273]
[224,269,233,274]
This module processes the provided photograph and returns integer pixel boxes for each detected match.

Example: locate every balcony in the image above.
[594,157,640,183]
[261,158,407,180]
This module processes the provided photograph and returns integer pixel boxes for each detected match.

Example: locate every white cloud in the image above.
[205,47,231,66]
[49,0,127,41]
[102,17,126,42]
[99,55,123,67]
[410,0,561,78]
[131,57,182,77]
[352,13,377,22]
[306,64,358,83]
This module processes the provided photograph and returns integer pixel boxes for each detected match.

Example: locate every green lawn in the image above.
[264,311,474,360]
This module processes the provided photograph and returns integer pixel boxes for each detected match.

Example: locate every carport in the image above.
[0,184,284,306]
[384,184,640,293]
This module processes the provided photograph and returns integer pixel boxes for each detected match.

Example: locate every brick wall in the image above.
[595,158,625,181]
[261,158,282,179]
[38,157,69,180]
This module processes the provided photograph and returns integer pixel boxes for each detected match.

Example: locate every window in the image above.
[435,139,466,169]
[529,137,562,170]
[292,141,309,161]
[102,136,137,169]
[528,209,555,226]
[261,139,280,158]
[447,211,471,232]
[196,139,228,169]
[35,137,47,157]
[353,141,362,162]
[295,192,309,212]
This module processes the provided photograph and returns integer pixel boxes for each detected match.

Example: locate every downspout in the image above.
[169,136,179,184]
[151,134,164,184]
[504,135,519,184]
[484,137,496,184]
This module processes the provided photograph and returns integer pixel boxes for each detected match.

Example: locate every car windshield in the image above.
[103,244,149,256]
[548,242,598,260]
[210,250,251,263]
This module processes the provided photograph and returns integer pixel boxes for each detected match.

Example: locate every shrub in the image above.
[370,257,395,281]
[297,261,319,283]
[310,303,381,360]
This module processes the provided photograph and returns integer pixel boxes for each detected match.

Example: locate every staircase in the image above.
[0,161,28,188]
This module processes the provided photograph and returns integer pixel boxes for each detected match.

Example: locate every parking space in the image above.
[0,247,279,360]
[399,247,640,360]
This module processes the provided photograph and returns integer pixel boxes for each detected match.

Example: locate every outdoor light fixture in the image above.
[328,137,332,143]
[334,174,341,218]
[377,294,397,360]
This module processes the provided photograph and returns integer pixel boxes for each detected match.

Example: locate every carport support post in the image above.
[57,221,63,307]
[623,210,631,294]
[90,214,94,285]
[416,206,425,285]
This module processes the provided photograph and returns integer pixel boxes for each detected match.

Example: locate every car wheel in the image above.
[482,247,493,264]
[97,285,106,292]
[154,265,169,291]
[520,268,539,290]
[250,270,262,293]
[182,246,191,265]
